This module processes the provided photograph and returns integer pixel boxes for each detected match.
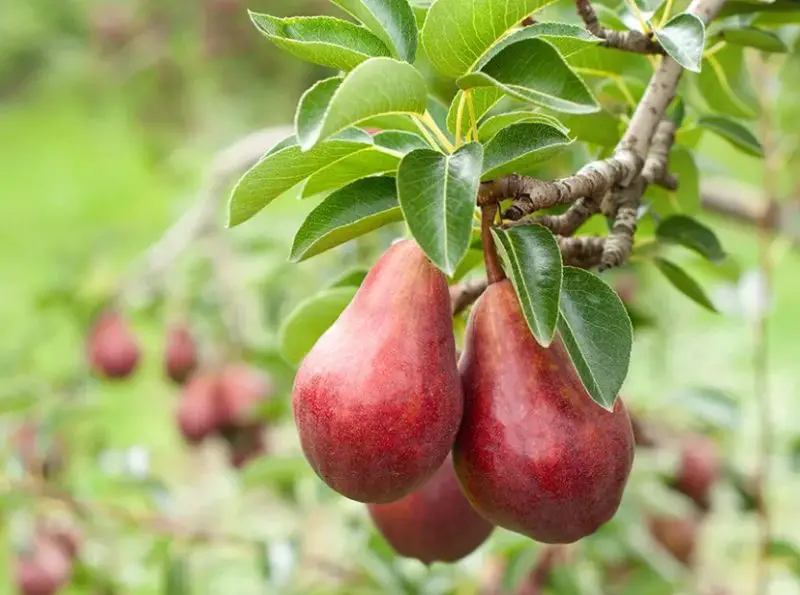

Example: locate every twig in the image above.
[576,0,664,54]
[451,279,489,316]
[481,205,507,284]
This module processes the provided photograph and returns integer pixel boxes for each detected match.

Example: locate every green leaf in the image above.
[421,0,558,78]
[397,143,484,275]
[164,554,189,595]
[302,145,402,197]
[457,38,599,114]
[492,225,563,346]
[328,267,370,288]
[477,111,569,142]
[721,26,790,52]
[657,215,726,262]
[673,386,739,430]
[560,110,622,147]
[279,287,358,365]
[653,13,705,73]
[295,58,428,150]
[558,267,632,411]
[291,177,402,262]
[672,147,701,214]
[372,130,430,153]
[228,139,370,226]
[653,257,718,312]
[446,87,504,136]
[697,115,764,157]
[411,1,431,28]
[482,122,572,180]
[697,44,759,120]
[475,23,602,67]
[249,13,391,71]
[331,0,418,62]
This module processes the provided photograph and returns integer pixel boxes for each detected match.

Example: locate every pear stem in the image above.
[481,205,506,285]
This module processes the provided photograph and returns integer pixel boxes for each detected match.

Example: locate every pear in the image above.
[164,323,198,385]
[647,514,698,566]
[217,364,272,430]
[87,309,140,380]
[223,424,268,469]
[292,240,463,503]
[368,454,493,564]
[15,533,73,595]
[671,434,720,511]
[176,372,220,444]
[454,279,634,544]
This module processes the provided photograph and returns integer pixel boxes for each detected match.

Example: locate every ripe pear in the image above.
[368,454,493,564]
[454,280,634,544]
[176,372,220,444]
[217,364,272,430]
[15,534,73,595]
[647,514,697,566]
[671,435,720,511]
[223,424,267,469]
[164,323,198,384]
[292,240,463,503]
[87,310,140,380]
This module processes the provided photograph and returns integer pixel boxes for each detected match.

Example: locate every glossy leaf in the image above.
[421,0,557,78]
[291,177,402,262]
[228,139,371,226]
[657,215,725,262]
[397,143,484,275]
[249,13,391,71]
[654,257,718,312]
[446,87,503,136]
[475,23,601,67]
[560,110,622,146]
[279,287,358,365]
[482,122,573,179]
[697,44,759,120]
[558,267,633,411]
[697,115,764,157]
[331,0,418,62]
[457,38,598,114]
[302,145,402,197]
[372,130,430,153]
[477,111,569,142]
[654,13,705,73]
[295,58,428,150]
[721,26,789,52]
[492,225,563,346]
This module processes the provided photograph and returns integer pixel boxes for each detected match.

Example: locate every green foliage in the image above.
[481,121,573,179]
[330,0,419,62]
[653,257,718,312]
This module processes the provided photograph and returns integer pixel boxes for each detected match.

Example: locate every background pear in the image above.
[176,372,220,444]
[671,434,721,510]
[87,309,141,380]
[368,454,493,564]
[455,280,634,544]
[164,322,198,384]
[292,240,463,503]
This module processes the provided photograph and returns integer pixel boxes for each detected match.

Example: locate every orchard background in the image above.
[2,0,800,593]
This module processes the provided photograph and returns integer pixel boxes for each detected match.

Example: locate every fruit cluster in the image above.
[292,240,636,563]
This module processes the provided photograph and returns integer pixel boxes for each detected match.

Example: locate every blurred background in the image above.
[2,0,799,593]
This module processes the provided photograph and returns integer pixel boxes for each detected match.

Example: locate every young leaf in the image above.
[228,139,371,226]
[492,225,563,346]
[657,215,726,262]
[330,0,418,62]
[457,38,599,114]
[697,115,764,157]
[654,257,718,312]
[249,13,391,71]
[720,26,789,53]
[478,111,569,142]
[295,58,428,150]
[291,177,402,262]
[446,87,504,136]
[557,267,632,411]
[421,0,557,78]
[653,13,705,73]
[302,146,402,197]
[397,143,484,275]
[697,44,759,120]
[279,287,358,365]
[482,122,573,179]
[672,147,701,213]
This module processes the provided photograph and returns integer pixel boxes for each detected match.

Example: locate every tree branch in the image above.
[575,0,664,54]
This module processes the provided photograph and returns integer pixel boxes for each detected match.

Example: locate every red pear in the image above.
[164,323,198,384]
[87,309,140,380]
[454,280,634,544]
[217,364,272,430]
[647,514,697,566]
[224,424,267,469]
[292,240,463,503]
[367,454,493,564]
[176,373,220,444]
[15,534,73,595]
[671,435,720,511]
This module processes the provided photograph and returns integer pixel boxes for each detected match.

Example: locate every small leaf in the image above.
[492,225,563,346]
[558,267,632,411]
[654,257,718,312]
[721,26,789,53]
[331,0,418,62]
[697,115,764,157]
[477,111,569,142]
[657,215,726,262]
[482,122,573,180]
[697,44,759,120]
[302,145,402,197]
[654,13,705,73]
[249,13,391,71]
[397,143,484,275]
[291,177,403,262]
[457,38,599,114]
[228,139,370,226]
[295,57,428,150]
[278,287,358,365]
[421,0,558,78]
